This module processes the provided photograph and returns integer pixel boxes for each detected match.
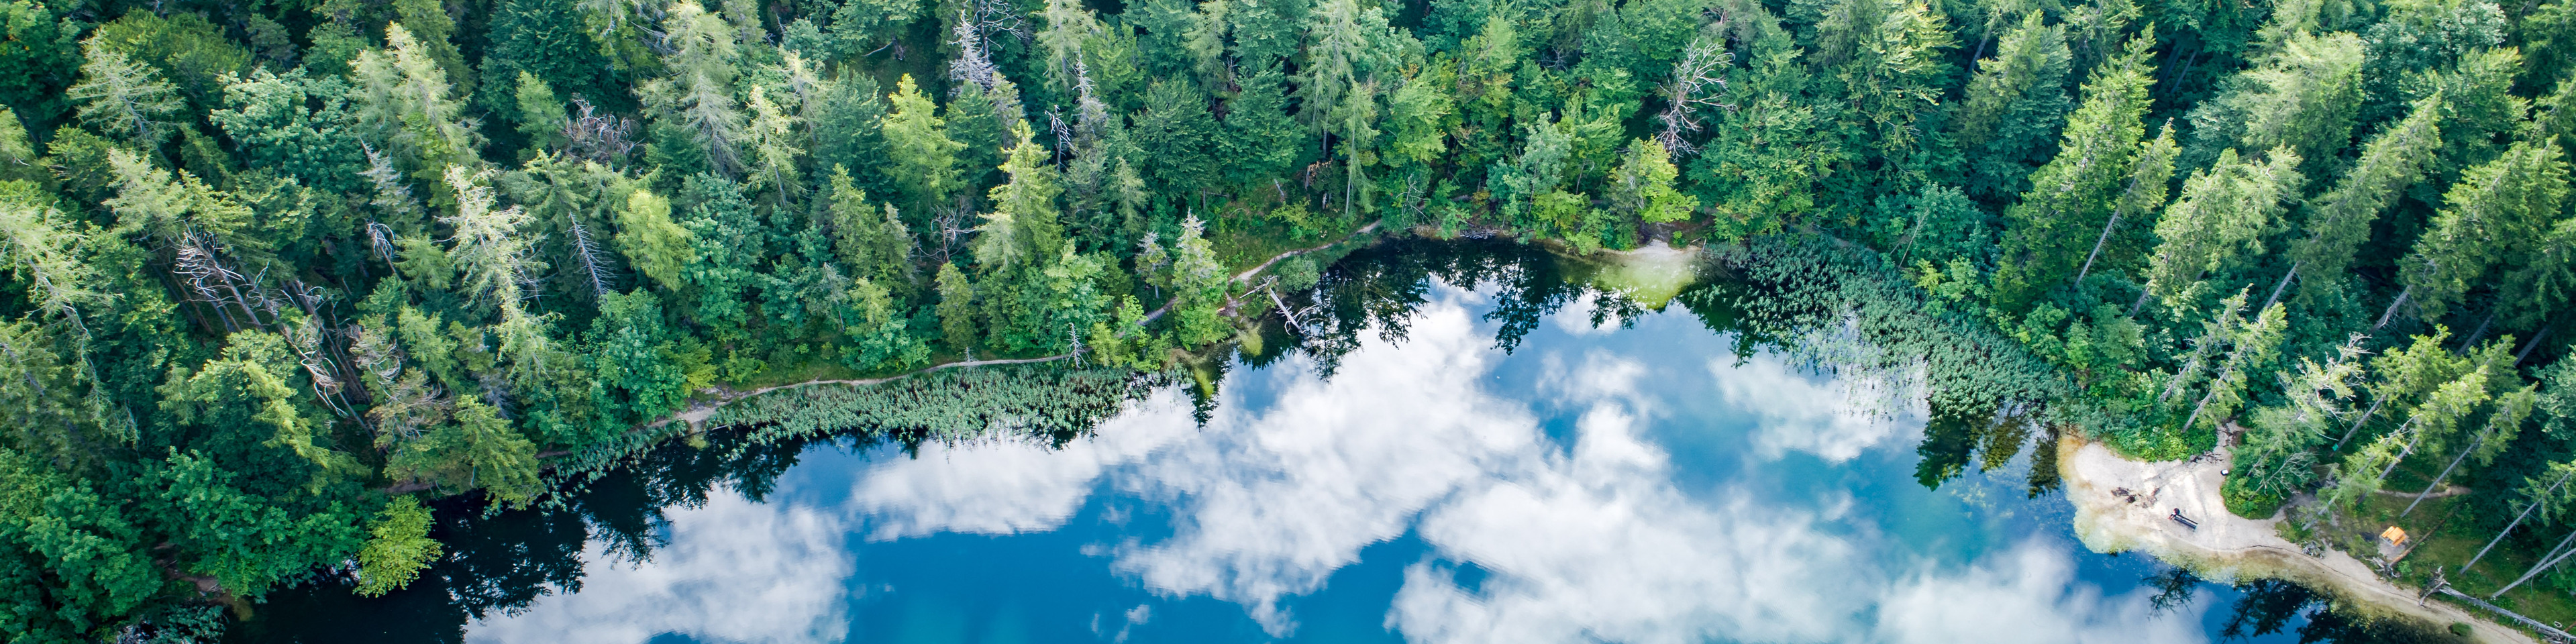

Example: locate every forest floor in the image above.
[2061,435,2536,643]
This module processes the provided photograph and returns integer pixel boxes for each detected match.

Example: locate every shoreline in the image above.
[2057,433,2536,642]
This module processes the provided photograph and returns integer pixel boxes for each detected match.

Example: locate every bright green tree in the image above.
[1990,36,2156,312]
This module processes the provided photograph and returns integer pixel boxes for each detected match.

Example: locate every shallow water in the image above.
[239,242,2375,643]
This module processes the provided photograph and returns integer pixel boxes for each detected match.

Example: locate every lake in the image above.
[234,241,2385,643]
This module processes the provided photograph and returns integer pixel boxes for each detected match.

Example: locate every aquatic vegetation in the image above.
[711,366,1151,447]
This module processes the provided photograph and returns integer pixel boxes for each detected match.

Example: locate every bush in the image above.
[2223,475,2285,519]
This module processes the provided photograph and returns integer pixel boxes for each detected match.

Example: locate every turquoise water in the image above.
[238,243,2374,643]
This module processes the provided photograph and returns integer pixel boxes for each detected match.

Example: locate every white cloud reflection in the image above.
[1721,356,1922,463]
[466,491,851,644]
[848,390,1200,540]
[478,280,2210,644]
[1877,540,2210,644]
[1390,396,1870,643]
[1110,291,1540,634]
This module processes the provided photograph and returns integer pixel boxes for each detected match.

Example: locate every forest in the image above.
[0,0,2571,635]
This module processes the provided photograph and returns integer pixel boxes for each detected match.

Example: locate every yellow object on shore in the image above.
[2382,526,2408,546]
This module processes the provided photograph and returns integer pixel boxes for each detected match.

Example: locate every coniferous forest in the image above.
[1,0,2575,636]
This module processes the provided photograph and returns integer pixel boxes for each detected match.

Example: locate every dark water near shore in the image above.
[235,241,2419,643]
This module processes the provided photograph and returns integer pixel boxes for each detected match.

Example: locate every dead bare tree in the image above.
[364,221,397,263]
[359,144,423,224]
[282,317,357,419]
[563,97,642,164]
[1654,36,1734,157]
[949,7,1009,92]
[567,217,617,297]
[171,231,267,331]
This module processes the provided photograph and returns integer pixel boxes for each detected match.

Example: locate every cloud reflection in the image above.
[1877,541,2210,644]
[849,390,1200,540]
[1719,356,1920,463]
[1392,392,1869,643]
[482,280,2212,644]
[466,491,851,644]
[1112,290,1541,634]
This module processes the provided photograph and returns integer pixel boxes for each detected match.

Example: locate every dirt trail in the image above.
[2059,436,2536,643]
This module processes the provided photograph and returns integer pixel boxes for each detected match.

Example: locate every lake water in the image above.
[236,241,2381,643]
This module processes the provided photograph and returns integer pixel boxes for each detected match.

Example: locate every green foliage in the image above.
[1690,32,1837,240]
[1168,215,1231,346]
[211,68,369,194]
[712,365,1145,445]
[935,263,978,353]
[352,24,483,180]
[679,174,764,334]
[2142,147,2303,311]
[827,0,924,57]
[617,188,697,292]
[2287,95,2441,303]
[66,42,185,148]
[0,447,159,642]
[0,1,78,133]
[881,74,964,216]
[11,0,2576,631]
[2222,474,2287,519]
[1221,63,1310,186]
[84,11,250,111]
[2184,32,2364,175]
[1949,12,2072,201]
[586,290,694,433]
[353,496,442,596]
[1609,139,1696,224]
[144,449,366,598]
[2396,139,2572,324]
[1989,36,2156,313]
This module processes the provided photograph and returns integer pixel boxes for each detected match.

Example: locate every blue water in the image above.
[457,280,2313,644]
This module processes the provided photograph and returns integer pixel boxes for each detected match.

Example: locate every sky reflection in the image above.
[468,280,2223,643]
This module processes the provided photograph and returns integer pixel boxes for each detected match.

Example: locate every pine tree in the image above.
[2142,148,2304,311]
[615,188,696,292]
[935,262,977,352]
[1990,36,2156,312]
[640,0,748,177]
[66,42,183,148]
[1130,80,1218,207]
[823,167,915,286]
[2391,140,2572,326]
[0,186,102,323]
[742,87,807,203]
[1037,0,1102,93]
[440,167,538,311]
[975,121,1065,270]
[1219,63,1306,187]
[391,0,473,95]
[1691,32,1838,241]
[1949,12,2073,202]
[1168,213,1229,346]
[350,24,484,177]
[807,72,889,193]
[880,74,965,219]
[1608,139,1696,224]
[1814,0,1956,183]
[2277,94,2441,305]
[2183,31,2365,175]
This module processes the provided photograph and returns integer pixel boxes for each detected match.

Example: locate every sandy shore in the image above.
[2057,435,2536,643]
